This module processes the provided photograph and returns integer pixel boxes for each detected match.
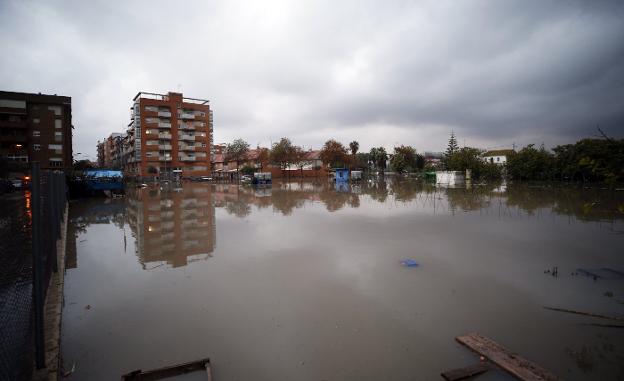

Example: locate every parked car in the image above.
[10,179,23,189]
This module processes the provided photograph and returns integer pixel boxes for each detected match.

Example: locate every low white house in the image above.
[482,149,515,165]
[436,171,465,186]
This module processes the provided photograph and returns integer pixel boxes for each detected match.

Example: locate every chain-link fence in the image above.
[0,163,67,380]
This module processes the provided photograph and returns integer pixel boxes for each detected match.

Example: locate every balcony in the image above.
[179,134,195,141]
[158,133,172,140]
[178,155,196,161]
[159,156,172,161]
[158,122,171,128]
[0,134,28,142]
[178,123,195,131]
[178,112,195,120]
[178,145,195,151]
[158,111,172,118]
[158,144,172,150]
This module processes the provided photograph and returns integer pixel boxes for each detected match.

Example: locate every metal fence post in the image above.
[31,162,45,369]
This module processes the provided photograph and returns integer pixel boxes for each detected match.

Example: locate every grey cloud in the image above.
[1,0,623,157]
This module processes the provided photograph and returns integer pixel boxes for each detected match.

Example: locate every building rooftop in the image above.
[0,90,71,104]
[483,149,515,157]
[133,91,209,105]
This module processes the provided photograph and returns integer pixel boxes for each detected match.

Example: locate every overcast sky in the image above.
[1,0,623,159]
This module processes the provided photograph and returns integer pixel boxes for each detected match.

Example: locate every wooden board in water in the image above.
[441,362,490,380]
[456,333,560,381]
[121,357,212,380]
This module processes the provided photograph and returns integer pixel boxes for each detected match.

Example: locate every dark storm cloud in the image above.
[1,0,623,156]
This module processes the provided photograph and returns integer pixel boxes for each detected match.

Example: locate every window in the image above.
[33,118,40,124]
[9,115,22,122]
[33,130,40,137]
[145,106,158,112]
[55,119,62,129]
[0,100,26,108]
[48,144,62,150]
[55,132,63,142]
[48,105,62,115]
[33,144,41,151]
[49,159,63,167]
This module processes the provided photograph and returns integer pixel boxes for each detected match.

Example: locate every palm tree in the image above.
[349,141,359,156]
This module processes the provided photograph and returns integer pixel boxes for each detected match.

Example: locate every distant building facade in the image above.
[424,151,443,169]
[97,132,124,168]
[125,92,213,179]
[0,91,73,171]
[482,149,514,165]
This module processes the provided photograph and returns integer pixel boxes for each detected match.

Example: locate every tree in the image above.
[270,138,296,170]
[73,159,95,171]
[443,131,460,169]
[291,146,310,177]
[225,138,250,173]
[369,147,388,172]
[349,141,360,156]
[390,145,420,173]
[320,139,349,168]
[552,138,624,184]
[256,147,270,171]
[445,147,502,181]
[506,144,554,181]
[354,152,370,170]
[147,166,158,182]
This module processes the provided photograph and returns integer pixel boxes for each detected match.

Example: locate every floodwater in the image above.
[61,180,624,380]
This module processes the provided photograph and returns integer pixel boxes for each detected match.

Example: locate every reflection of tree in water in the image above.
[445,184,499,213]
[387,178,437,202]
[318,188,355,212]
[441,182,624,224]
[364,179,389,203]
[270,189,306,216]
[505,184,624,222]
[348,193,360,208]
[224,200,251,218]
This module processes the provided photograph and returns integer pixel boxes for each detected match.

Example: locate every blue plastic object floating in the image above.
[400,259,419,267]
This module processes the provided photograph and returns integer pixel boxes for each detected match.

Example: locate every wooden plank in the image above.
[441,362,490,380]
[121,358,211,380]
[456,333,560,381]
[543,306,624,321]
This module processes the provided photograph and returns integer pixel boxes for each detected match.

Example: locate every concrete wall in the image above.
[436,171,465,186]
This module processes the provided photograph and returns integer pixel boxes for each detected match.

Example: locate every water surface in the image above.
[62,180,624,380]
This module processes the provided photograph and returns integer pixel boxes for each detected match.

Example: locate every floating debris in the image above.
[543,306,624,321]
[576,268,624,280]
[400,259,419,267]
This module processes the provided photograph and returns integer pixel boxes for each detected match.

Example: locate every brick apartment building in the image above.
[125,91,213,179]
[96,132,124,169]
[0,91,73,172]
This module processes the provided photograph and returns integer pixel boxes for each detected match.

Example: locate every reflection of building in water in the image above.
[68,199,127,269]
[126,184,216,269]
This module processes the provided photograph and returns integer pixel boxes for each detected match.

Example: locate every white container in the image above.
[435,171,465,186]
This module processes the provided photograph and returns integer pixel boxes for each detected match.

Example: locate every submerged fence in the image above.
[0,162,67,379]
